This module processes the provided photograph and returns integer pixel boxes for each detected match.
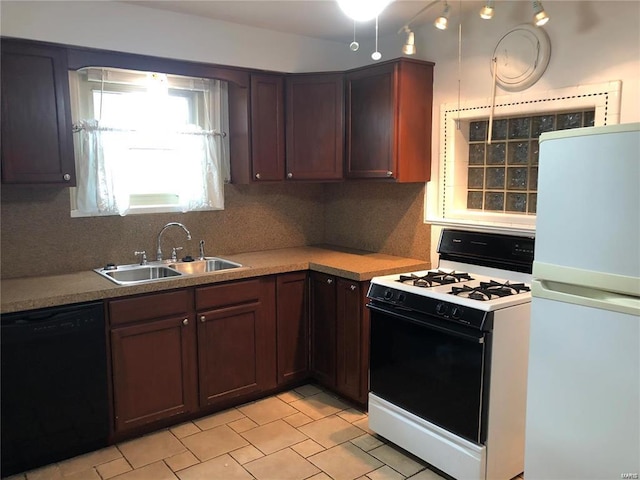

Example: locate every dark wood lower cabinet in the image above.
[276,272,309,385]
[108,272,370,437]
[336,279,370,405]
[310,272,370,405]
[309,272,337,388]
[196,277,277,407]
[108,291,197,433]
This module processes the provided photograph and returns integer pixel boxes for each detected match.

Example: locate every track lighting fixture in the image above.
[479,1,494,20]
[532,0,550,26]
[434,1,450,30]
[402,28,416,56]
[337,0,392,22]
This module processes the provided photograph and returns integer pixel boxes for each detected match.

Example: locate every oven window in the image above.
[370,309,489,444]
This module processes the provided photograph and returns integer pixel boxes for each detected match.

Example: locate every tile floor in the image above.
[4,384,524,480]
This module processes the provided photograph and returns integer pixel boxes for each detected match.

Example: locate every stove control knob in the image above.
[397,293,406,303]
[384,289,394,300]
[451,306,463,320]
[436,302,449,316]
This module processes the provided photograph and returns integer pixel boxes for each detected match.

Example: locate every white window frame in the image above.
[425,81,622,235]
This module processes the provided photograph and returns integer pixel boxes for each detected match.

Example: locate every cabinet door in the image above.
[345,63,396,180]
[1,39,75,185]
[276,272,309,385]
[346,58,433,182]
[250,74,285,182]
[309,272,337,387]
[196,278,276,407]
[111,315,197,432]
[336,279,370,405]
[285,73,344,180]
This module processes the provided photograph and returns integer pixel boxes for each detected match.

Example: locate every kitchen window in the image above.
[69,67,230,217]
[426,81,622,234]
[466,110,595,215]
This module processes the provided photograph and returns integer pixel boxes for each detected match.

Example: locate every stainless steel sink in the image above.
[95,264,183,285]
[168,257,243,275]
[95,257,244,285]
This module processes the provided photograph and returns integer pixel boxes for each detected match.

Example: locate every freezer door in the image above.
[535,123,640,292]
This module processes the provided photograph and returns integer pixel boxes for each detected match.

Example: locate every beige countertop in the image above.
[0,245,430,313]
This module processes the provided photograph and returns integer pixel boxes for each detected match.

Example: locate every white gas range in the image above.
[366,229,534,480]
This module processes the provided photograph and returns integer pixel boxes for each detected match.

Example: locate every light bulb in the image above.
[402,31,416,55]
[350,41,360,51]
[434,2,450,30]
[337,0,393,22]
[480,2,494,20]
[533,1,549,26]
[371,51,382,61]
[434,16,448,30]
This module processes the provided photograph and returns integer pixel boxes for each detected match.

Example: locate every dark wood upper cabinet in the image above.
[250,74,285,182]
[1,39,76,185]
[285,73,344,181]
[346,58,434,182]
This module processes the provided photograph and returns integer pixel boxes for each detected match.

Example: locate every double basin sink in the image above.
[95,257,244,286]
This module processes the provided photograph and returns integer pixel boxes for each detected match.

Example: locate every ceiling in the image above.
[123,0,457,43]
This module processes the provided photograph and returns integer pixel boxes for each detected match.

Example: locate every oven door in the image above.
[368,302,491,444]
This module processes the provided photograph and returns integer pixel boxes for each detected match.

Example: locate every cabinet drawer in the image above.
[108,289,193,326]
[196,278,263,310]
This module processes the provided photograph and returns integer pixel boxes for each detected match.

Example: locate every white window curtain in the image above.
[72,71,227,216]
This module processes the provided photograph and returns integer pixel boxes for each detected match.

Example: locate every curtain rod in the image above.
[71,123,227,137]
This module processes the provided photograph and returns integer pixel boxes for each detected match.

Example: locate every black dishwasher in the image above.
[1,301,109,476]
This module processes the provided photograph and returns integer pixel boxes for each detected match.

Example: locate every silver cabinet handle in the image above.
[182,318,189,326]
[386,171,393,177]
[200,315,206,323]
[327,278,333,284]
[350,284,357,291]
[63,173,71,181]
[287,172,293,179]
[255,173,261,179]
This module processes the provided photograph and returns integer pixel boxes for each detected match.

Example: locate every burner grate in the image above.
[450,280,531,301]
[398,270,473,288]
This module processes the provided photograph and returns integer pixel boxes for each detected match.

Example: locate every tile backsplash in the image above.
[0,182,429,279]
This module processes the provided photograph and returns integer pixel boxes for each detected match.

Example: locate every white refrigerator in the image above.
[525,123,640,480]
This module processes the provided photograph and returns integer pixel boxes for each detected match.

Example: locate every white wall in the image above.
[0,0,364,72]
[380,1,640,124]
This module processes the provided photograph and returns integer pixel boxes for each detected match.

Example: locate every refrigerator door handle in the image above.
[532,279,640,316]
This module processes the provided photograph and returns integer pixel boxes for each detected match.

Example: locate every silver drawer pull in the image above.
[200,315,206,323]
[182,318,189,326]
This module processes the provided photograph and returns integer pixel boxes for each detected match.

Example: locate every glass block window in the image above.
[466,110,595,214]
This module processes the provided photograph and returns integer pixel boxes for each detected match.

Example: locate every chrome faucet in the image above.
[156,222,191,261]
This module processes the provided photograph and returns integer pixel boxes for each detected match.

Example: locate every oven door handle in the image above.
[367,303,485,344]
